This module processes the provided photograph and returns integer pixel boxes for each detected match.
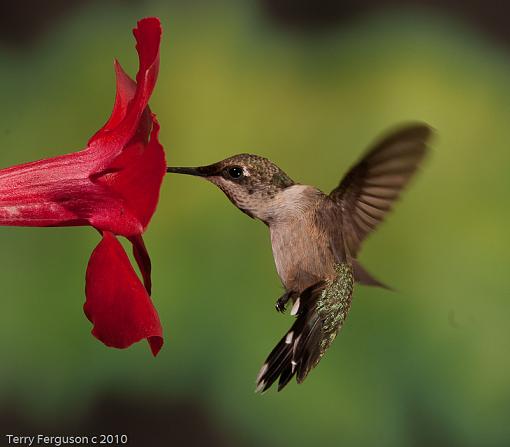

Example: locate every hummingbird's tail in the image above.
[255,264,354,393]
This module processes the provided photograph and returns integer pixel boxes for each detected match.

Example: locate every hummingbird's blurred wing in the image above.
[329,123,432,257]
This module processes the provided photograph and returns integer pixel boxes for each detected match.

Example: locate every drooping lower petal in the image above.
[84,231,163,355]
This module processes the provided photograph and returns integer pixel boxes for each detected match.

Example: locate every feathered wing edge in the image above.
[330,123,433,258]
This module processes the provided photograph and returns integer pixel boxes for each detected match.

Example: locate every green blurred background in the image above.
[1,1,509,446]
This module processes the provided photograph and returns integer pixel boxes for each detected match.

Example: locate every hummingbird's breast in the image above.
[268,186,339,293]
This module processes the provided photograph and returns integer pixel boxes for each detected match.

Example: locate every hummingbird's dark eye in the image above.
[226,166,244,180]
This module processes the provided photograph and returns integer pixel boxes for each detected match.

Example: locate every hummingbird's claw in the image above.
[275,298,287,313]
[275,290,297,313]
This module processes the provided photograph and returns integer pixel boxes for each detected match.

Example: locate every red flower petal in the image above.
[91,118,166,232]
[84,231,163,355]
[88,18,161,153]
[89,61,137,142]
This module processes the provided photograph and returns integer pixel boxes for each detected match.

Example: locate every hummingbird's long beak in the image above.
[166,166,204,176]
[166,164,218,177]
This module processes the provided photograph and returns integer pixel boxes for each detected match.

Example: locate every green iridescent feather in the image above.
[315,262,354,361]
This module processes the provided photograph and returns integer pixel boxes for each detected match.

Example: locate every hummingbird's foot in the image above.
[275,290,298,313]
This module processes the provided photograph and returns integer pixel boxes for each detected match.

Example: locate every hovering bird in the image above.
[167,123,432,392]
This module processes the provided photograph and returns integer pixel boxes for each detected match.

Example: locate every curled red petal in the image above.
[89,61,137,143]
[89,17,161,152]
[84,231,163,355]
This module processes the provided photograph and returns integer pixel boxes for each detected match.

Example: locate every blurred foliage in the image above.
[0,1,509,446]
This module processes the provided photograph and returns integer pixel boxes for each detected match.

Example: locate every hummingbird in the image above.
[167,123,432,392]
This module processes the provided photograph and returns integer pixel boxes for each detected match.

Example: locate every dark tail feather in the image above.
[255,281,326,393]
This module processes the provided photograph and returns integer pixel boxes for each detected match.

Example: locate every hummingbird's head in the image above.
[167,154,295,221]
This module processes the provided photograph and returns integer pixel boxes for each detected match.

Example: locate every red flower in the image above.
[0,18,166,355]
